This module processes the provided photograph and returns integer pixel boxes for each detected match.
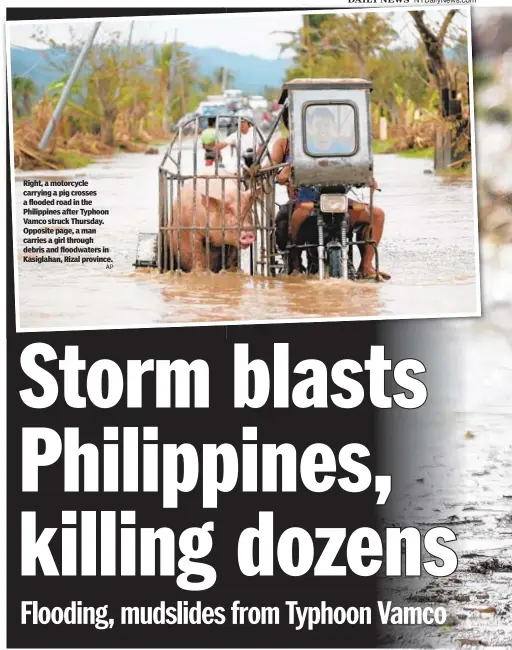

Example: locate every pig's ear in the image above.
[194,178,228,203]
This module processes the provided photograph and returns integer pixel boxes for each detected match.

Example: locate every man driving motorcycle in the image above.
[270,106,390,279]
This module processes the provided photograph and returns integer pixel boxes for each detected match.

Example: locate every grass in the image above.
[373,139,433,159]
[53,149,93,169]
[398,146,434,159]
[437,164,472,179]
[373,139,396,154]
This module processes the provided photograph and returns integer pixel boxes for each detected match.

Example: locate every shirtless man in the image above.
[270,106,390,279]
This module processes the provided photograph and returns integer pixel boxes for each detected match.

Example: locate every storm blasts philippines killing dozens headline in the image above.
[18,342,457,584]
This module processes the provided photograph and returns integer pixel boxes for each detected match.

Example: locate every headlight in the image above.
[320,194,348,213]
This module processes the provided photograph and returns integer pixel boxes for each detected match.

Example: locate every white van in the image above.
[224,89,243,100]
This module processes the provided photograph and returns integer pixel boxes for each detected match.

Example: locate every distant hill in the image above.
[184,45,290,92]
[9,44,290,97]
[10,42,467,100]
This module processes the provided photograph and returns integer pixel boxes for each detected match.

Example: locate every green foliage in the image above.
[46,74,82,100]
[278,11,467,128]
[12,76,37,117]
[278,12,397,79]
[373,139,396,154]
[53,149,93,168]
[398,146,434,159]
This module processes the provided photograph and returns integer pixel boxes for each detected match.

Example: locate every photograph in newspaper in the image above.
[7,8,478,330]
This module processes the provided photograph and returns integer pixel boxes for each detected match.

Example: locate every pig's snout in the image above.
[239,231,255,249]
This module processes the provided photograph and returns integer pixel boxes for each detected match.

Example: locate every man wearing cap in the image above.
[215,115,263,173]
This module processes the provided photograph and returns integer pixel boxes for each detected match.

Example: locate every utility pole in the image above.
[303,14,313,77]
[179,64,186,115]
[127,20,134,48]
[39,22,101,150]
[221,66,228,93]
[127,21,137,119]
[165,28,178,130]
[161,33,167,132]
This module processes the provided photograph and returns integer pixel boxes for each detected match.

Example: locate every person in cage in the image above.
[201,117,224,167]
[215,116,264,174]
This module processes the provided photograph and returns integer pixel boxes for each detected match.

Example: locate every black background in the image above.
[8,324,380,648]
[7,10,377,647]
[7,8,418,649]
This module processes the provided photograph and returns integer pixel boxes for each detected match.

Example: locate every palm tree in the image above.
[213,66,235,90]
[12,76,37,118]
[154,42,197,125]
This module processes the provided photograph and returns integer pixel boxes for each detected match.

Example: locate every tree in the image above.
[306,14,332,41]
[213,66,235,90]
[319,12,397,78]
[278,12,397,79]
[12,76,37,118]
[153,41,197,123]
[88,37,130,146]
[409,9,457,95]
[371,47,431,124]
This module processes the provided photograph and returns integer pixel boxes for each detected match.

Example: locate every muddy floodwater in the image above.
[15,144,477,329]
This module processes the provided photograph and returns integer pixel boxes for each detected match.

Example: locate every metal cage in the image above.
[157,113,285,276]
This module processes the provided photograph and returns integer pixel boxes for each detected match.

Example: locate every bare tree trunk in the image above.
[410,9,457,94]
[101,106,117,146]
[23,93,32,116]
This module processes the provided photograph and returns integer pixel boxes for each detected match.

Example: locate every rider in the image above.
[215,115,263,172]
[271,106,390,279]
[306,105,354,155]
[271,107,298,268]
[201,117,223,167]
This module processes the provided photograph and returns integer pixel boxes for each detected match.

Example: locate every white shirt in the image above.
[225,127,263,159]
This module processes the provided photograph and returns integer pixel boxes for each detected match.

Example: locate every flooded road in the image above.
[15,144,477,329]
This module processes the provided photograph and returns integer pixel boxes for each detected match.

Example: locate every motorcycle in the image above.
[282,185,375,279]
[271,77,381,281]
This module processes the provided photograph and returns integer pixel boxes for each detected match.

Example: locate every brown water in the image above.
[15,145,478,329]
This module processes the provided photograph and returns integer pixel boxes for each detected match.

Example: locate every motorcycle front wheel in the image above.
[327,245,342,279]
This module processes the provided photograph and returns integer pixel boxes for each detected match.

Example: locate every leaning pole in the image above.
[38,22,101,150]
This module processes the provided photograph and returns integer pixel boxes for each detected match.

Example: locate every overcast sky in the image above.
[8,9,468,61]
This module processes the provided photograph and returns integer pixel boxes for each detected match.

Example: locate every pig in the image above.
[169,173,257,272]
